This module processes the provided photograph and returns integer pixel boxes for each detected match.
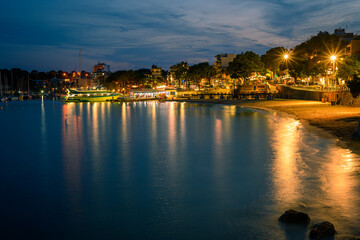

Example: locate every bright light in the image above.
[284,54,289,60]
[331,55,337,61]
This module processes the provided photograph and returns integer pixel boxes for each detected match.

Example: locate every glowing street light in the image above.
[330,55,337,86]
[281,52,291,83]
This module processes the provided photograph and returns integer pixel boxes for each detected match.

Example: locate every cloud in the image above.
[0,0,359,71]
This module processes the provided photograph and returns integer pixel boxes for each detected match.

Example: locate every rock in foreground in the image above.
[279,209,310,225]
[309,221,336,239]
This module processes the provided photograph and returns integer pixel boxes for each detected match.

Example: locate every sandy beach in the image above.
[175,99,360,152]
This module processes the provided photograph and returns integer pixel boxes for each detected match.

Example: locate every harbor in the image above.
[1,100,360,239]
[2,2,360,238]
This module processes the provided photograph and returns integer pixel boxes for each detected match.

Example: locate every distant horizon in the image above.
[1,0,360,72]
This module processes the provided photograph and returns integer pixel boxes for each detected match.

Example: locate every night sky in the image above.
[1,0,359,72]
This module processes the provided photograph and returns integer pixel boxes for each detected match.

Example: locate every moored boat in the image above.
[64,88,122,102]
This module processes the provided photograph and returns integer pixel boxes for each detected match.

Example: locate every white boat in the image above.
[64,88,122,102]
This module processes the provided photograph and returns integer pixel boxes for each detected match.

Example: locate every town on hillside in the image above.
[1,28,360,104]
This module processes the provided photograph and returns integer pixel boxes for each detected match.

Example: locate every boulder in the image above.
[279,209,310,225]
[309,221,336,239]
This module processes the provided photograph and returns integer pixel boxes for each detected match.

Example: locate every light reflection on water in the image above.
[1,100,360,239]
[270,116,302,204]
[267,112,360,237]
[62,102,360,238]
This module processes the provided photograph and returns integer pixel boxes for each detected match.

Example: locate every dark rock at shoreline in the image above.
[279,209,310,225]
[309,221,336,239]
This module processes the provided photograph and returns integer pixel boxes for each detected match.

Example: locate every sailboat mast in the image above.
[28,74,30,94]
[5,76,8,94]
[79,48,81,88]
[0,71,2,96]
[11,70,13,93]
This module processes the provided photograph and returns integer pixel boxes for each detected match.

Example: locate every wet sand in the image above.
[173,99,360,152]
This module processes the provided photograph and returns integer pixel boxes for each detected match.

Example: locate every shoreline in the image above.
[172,98,360,153]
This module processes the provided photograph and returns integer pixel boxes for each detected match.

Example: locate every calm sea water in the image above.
[0,100,360,239]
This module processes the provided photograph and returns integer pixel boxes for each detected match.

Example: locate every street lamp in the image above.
[331,55,337,86]
[283,53,290,83]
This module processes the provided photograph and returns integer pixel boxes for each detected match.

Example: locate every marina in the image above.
[2,1,360,238]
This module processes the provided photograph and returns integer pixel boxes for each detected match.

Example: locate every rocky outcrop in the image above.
[278,209,310,225]
[309,221,336,239]
[338,91,360,106]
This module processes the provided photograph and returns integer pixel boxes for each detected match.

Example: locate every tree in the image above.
[347,75,360,98]
[289,31,347,82]
[289,59,307,81]
[186,62,215,88]
[170,62,188,87]
[105,70,143,90]
[226,51,264,84]
[337,56,360,81]
[261,47,287,78]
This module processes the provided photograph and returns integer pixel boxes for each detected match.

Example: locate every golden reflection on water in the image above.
[321,148,360,220]
[223,106,236,139]
[180,102,186,144]
[148,102,159,159]
[269,114,360,233]
[41,100,47,159]
[100,102,106,129]
[91,103,101,173]
[61,103,82,207]
[213,117,224,177]
[269,116,302,204]
[214,119,223,148]
[121,103,128,144]
[152,102,157,140]
[168,102,176,158]
[58,102,360,234]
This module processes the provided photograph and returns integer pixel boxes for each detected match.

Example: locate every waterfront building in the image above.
[151,65,162,78]
[345,39,360,56]
[94,62,110,73]
[334,28,355,42]
[92,62,110,80]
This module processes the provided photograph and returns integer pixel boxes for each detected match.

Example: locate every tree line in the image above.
[2,31,360,94]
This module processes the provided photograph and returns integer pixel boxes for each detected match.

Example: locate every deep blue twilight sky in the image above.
[1,0,359,72]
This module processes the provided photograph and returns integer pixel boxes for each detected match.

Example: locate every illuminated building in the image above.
[92,62,110,80]
[152,65,162,77]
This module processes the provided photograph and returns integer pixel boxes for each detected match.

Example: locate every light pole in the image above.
[331,55,336,87]
[283,53,290,84]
